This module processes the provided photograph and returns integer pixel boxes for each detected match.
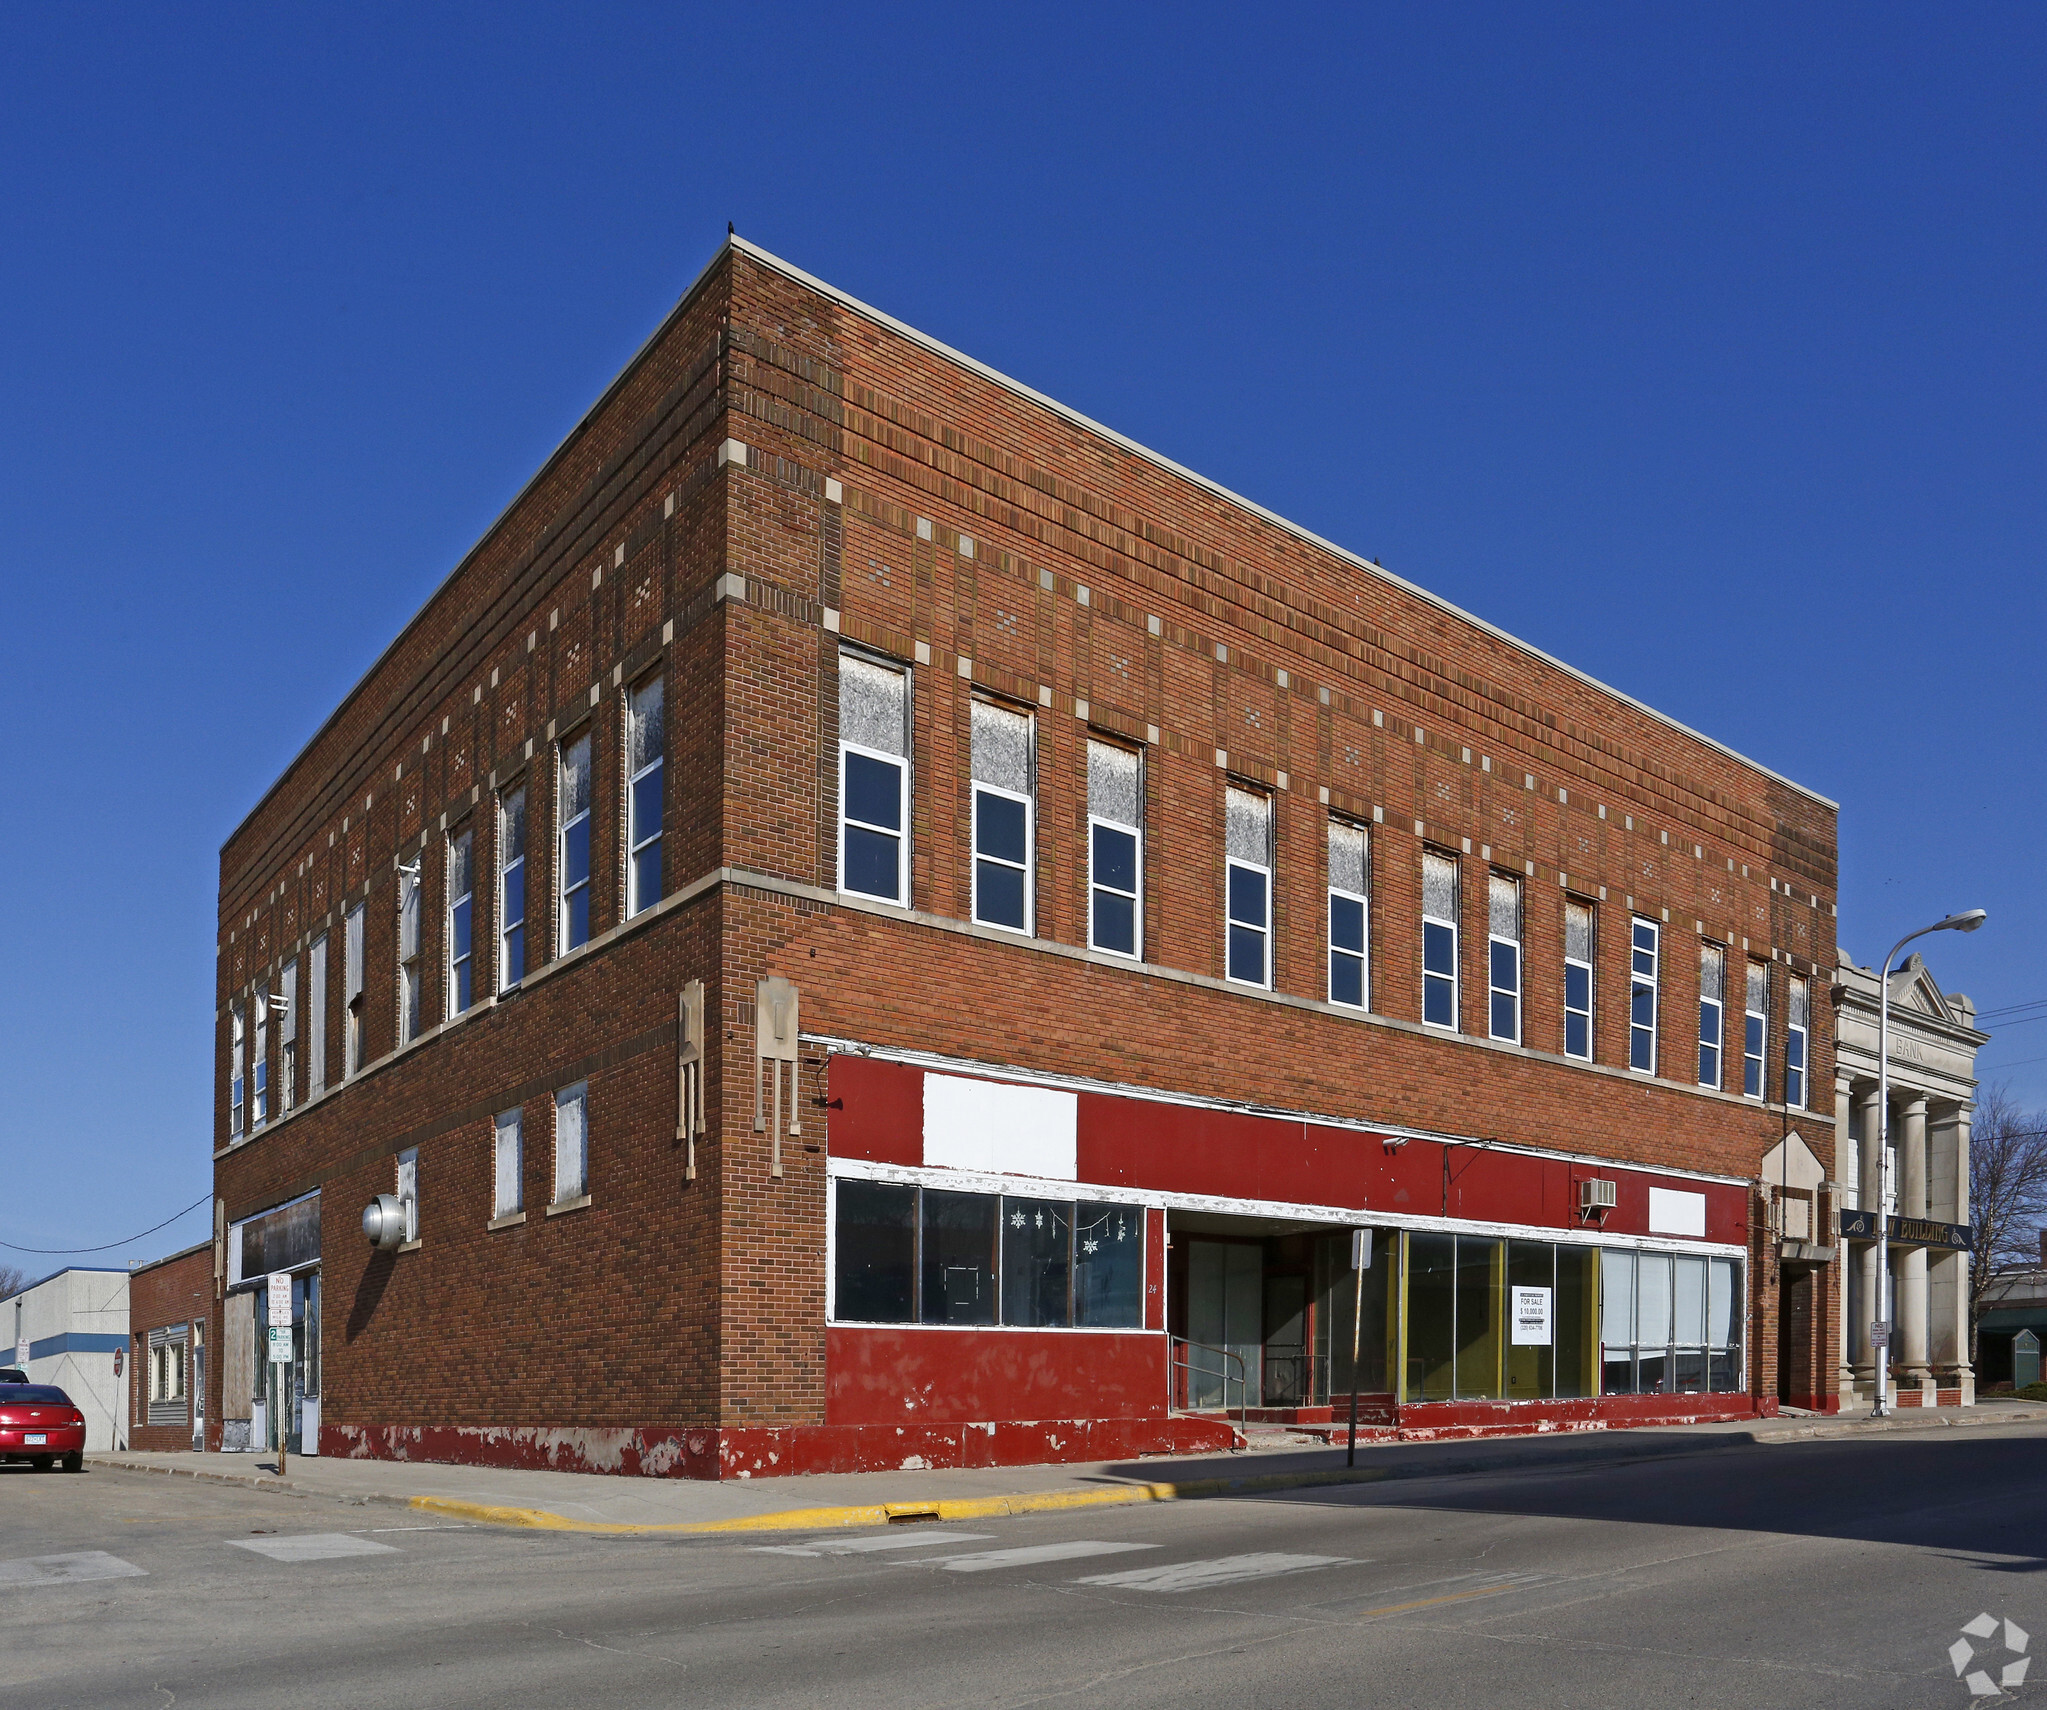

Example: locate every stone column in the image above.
[1858,1084,1884,1220]
[1902,1094,1929,1220]
[1835,1076,1856,1207]
[1835,1076,1856,1403]
[1850,1082,1882,1384]
[1930,1103,1975,1402]
[1898,1096,1932,1397]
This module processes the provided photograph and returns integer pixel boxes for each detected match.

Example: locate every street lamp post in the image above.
[1871,908,1986,1418]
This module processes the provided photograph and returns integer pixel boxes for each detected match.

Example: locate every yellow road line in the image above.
[1351,1583,1522,1618]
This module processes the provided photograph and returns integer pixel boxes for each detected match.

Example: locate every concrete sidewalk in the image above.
[88,1400,2044,1534]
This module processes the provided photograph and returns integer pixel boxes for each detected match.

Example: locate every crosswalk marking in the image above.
[913,1541,1158,1573]
[754,1530,996,1558]
[1075,1552,1355,1593]
[229,1533,401,1564]
[0,1551,147,1589]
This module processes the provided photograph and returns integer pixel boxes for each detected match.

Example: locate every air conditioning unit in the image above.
[1579,1178,1618,1215]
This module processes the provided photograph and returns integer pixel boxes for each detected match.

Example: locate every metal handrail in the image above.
[1170,1336,1249,1432]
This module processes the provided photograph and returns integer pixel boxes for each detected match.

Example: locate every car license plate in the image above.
[23,1434,46,1445]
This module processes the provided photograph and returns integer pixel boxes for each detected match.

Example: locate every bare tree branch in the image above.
[0,1262,27,1302]
[1968,1083,2047,1364]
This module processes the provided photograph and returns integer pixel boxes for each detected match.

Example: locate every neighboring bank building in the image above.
[207,237,1844,1480]
[1829,952,1984,1407]
[4,1268,129,1450]
[127,1241,212,1452]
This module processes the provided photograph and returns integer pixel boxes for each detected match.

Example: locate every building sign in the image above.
[231,1192,321,1286]
[1838,1209,1973,1250]
[1511,1286,1554,1346]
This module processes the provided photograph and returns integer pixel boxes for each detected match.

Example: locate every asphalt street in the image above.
[4,1419,2044,1709]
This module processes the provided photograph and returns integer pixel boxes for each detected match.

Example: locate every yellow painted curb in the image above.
[410,1464,1392,1536]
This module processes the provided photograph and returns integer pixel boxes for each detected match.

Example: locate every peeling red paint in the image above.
[322,1415,1238,1480]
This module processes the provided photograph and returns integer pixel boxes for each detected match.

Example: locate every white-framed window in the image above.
[395,1147,419,1243]
[1743,961,1769,1099]
[1629,917,1659,1073]
[1564,899,1595,1060]
[1421,851,1460,1029]
[1698,942,1725,1089]
[279,960,298,1114]
[1786,975,1809,1109]
[252,989,269,1127]
[970,698,1035,933]
[837,651,910,905]
[1087,739,1142,958]
[446,829,474,1018]
[149,1338,186,1405]
[498,786,526,991]
[626,674,664,918]
[553,1082,588,1204]
[1224,786,1272,988]
[344,903,365,1077]
[398,860,422,1044]
[306,934,327,1098]
[228,1003,245,1138]
[1488,873,1522,1044]
[1327,818,1369,1010]
[493,1109,523,1219]
[558,732,593,953]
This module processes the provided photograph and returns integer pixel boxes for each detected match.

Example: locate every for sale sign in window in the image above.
[1512,1286,1554,1346]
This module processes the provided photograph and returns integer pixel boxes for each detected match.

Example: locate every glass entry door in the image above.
[1186,1240,1262,1409]
[259,1272,320,1454]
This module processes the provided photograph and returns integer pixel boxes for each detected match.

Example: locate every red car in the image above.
[0,1384,87,1473]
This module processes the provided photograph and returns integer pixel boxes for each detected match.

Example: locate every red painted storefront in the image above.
[812,1050,1765,1467]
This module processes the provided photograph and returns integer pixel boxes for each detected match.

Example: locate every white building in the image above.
[4,1268,130,1451]
[1832,952,1985,1407]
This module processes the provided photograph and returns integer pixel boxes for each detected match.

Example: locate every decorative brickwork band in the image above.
[678,980,706,1182]
[754,976,800,1178]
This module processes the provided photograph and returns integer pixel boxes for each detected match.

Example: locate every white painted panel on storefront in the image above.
[923,1072,1078,1180]
[1648,1186,1707,1237]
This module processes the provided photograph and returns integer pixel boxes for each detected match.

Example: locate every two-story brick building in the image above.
[207,236,1843,1478]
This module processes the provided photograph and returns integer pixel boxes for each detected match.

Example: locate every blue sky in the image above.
[3,3,2042,1270]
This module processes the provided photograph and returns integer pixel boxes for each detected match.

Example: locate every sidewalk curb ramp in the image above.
[89,1404,2043,1536]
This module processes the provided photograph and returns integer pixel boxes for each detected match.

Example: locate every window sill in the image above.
[486,1211,527,1231]
[545,1195,591,1218]
[398,1239,422,1253]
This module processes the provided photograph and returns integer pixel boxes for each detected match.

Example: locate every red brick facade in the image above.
[129,1242,210,1452]
[208,239,1840,1476]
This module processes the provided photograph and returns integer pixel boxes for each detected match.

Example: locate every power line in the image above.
[0,1194,210,1256]
[1974,996,2047,1022]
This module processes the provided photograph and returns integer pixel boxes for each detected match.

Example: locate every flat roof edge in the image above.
[731,235,1837,812]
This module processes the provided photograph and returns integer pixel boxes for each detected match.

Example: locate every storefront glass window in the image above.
[1554,1245,1597,1398]
[921,1191,998,1325]
[1312,1231,1392,1399]
[1073,1203,1143,1327]
[1002,1199,1071,1327]
[1407,1233,1457,1401]
[835,1180,917,1323]
[1456,1237,1504,1399]
[1601,1248,1637,1394]
[1506,1241,1554,1399]
[833,1184,1145,1330]
[1600,1248,1744,1394]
